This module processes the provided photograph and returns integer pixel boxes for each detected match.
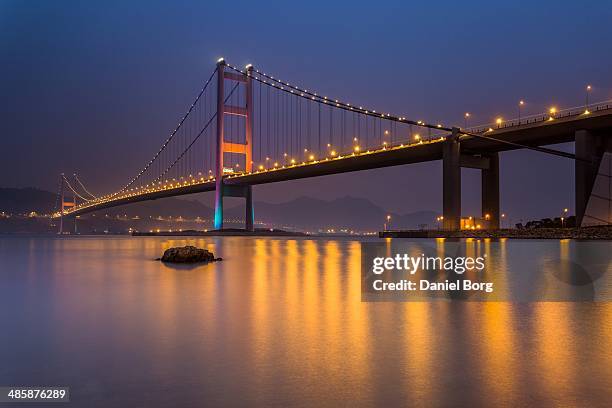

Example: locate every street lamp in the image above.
[501,213,506,228]
[518,100,524,124]
[585,85,592,113]
[464,112,470,129]
[496,117,502,128]
[561,208,568,227]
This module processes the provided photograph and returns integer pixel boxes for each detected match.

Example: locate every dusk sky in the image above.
[2,1,611,220]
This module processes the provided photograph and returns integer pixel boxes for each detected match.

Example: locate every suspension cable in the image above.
[152,82,241,184]
[62,175,91,202]
[118,67,218,193]
[225,64,451,132]
[73,174,97,199]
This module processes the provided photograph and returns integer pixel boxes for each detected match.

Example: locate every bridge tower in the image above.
[57,174,76,234]
[214,59,254,231]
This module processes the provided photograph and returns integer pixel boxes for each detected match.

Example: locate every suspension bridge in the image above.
[53,58,612,232]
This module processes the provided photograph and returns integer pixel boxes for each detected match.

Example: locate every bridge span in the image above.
[55,60,612,231]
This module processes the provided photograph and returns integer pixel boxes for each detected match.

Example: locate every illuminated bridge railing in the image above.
[466,98,612,134]
[55,133,447,217]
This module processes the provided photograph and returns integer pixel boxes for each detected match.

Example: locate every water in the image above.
[0,236,611,407]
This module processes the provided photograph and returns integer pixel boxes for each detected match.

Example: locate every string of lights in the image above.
[151,82,240,185]
[224,63,452,132]
[55,60,610,218]
[118,67,218,194]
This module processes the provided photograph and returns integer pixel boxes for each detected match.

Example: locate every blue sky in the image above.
[1,0,611,219]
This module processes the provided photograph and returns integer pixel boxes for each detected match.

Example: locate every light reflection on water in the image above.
[0,236,611,407]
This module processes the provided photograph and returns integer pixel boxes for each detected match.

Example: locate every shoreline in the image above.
[379,226,612,240]
[132,228,308,237]
[2,227,611,240]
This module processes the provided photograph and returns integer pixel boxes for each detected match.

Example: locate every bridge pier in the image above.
[442,128,501,231]
[245,185,254,231]
[481,152,500,229]
[214,184,254,231]
[443,128,461,230]
[575,129,605,226]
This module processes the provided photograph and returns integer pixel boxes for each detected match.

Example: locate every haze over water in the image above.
[1,236,611,407]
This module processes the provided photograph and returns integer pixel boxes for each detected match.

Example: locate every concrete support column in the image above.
[575,129,603,226]
[482,152,500,229]
[443,128,461,231]
[245,185,254,232]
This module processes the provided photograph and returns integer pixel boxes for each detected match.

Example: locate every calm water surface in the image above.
[0,236,611,407]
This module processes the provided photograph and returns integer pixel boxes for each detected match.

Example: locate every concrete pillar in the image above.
[575,129,603,226]
[482,152,500,229]
[245,185,254,232]
[443,128,461,231]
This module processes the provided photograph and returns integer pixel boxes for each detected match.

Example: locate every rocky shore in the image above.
[380,225,612,240]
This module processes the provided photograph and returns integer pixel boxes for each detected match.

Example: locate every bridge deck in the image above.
[59,106,612,218]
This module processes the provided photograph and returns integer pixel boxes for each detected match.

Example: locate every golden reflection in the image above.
[602,305,612,370]
[250,238,271,375]
[9,236,612,406]
[477,303,518,405]
[402,302,435,402]
[344,240,371,403]
[321,241,343,378]
[436,237,445,259]
[534,303,576,401]
[495,238,509,299]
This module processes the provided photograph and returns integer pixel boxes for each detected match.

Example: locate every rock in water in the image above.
[160,246,219,263]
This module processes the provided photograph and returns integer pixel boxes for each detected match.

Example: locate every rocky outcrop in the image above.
[160,246,221,263]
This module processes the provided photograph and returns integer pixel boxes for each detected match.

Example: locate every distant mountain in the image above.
[0,188,57,214]
[0,187,436,232]
[94,197,213,219]
[0,187,213,218]
[225,196,437,231]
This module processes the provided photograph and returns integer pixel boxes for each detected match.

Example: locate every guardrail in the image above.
[466,99,612,134]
